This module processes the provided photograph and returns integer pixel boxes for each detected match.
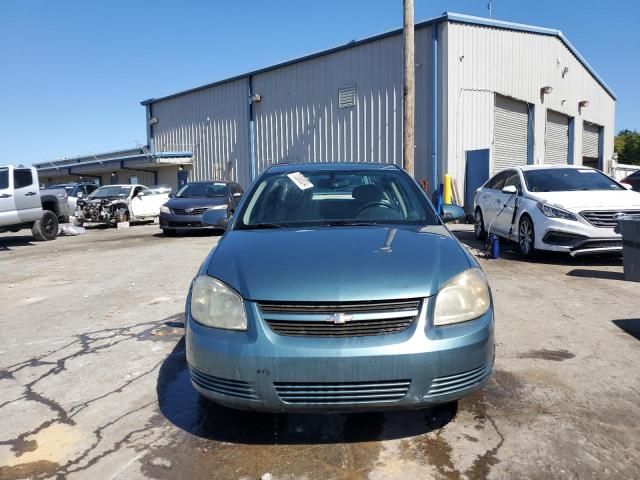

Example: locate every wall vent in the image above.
[338,85,356,108]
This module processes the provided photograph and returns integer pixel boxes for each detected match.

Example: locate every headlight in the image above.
[190,276,247,330]
[160,205,171,214]
[208,205,228,210]
[434,269,491,326]
[536,202,576,220]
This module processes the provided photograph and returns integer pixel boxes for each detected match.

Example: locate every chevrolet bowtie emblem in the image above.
[327,313,353,324]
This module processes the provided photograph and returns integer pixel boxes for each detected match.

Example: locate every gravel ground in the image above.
[0,223,638,480]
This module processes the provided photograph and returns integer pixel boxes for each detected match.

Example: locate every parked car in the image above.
[620,170,640,192]
[473,165,640,257]
[75,184,169,226]
[186,163,494,412]
[45,182,99,215]
[0,165,69,240]
[159,181,243,236]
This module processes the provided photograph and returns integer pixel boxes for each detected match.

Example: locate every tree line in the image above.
[615,130,640,165]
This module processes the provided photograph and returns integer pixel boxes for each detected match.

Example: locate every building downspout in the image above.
[145,104,155,153]
[431,22,439,204]
[247,76,256,183]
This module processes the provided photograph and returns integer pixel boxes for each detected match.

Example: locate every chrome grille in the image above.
[580,210,640,229]
[189,367,258,400]
[274,379,411,404]
[259,299,420,337]
[425,363,492,397]
[173,207,209,215]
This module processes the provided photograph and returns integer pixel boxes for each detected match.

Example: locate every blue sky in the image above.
[1,0,638,165]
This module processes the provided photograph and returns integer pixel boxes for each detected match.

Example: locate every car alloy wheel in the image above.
[518,216,534,256]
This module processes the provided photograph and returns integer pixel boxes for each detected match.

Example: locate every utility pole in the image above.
[402,0,415,177]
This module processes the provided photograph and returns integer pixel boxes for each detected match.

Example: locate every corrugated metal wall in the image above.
[150,79,250,186]
[148,26,436,187]
[445,22,615,202]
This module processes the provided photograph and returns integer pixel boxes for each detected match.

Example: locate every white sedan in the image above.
[473,165,640,257]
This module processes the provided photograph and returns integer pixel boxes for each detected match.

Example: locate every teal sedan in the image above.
[186,163,494,412]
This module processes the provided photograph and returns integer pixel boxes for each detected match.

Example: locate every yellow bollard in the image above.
[443,174,452,204]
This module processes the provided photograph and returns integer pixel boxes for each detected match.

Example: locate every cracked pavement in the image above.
[1,224,639,479]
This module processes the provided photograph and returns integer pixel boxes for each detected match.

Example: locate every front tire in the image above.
[32,211,59,241]
[474,208,487,240]
[518,215,536,258]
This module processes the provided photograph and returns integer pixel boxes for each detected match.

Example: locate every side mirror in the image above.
[502,185,518,195]
[441,204,465,223]
[76,192,84,198]
[169,193,175,198]
[137,192,144,197]
[233,192,243,198]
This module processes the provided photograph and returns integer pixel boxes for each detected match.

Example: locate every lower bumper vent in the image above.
[189,367,258,400]
[425,363,492,397]
[274,379,411,404]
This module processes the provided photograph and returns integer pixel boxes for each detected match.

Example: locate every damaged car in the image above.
[75,184,169,226]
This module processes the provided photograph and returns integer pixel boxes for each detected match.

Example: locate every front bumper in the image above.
[159,211,226,230]
[531,210,622,255]
[186,298,495,412]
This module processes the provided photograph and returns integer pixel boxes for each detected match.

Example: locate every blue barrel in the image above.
[488,234,500,259]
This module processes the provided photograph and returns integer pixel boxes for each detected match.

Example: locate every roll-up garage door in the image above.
[545,111,569,165]
[493,96,529,175]
[582,122,600,168]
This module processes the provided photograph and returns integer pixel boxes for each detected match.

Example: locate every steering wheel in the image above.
[356,201,396,216]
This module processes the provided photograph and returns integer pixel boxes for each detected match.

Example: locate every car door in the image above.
[130,186,151,217]
[494,170,522,238]
[477,170,508,231]
[14,167,42,223]
[0,166,20,226]
[133,187,167,217]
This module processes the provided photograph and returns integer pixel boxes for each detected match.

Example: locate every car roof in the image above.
[97,184,140,188]
[265,162,401,174]
[515,165,595,172]
[184,180,230,184]
[49,182,94,187]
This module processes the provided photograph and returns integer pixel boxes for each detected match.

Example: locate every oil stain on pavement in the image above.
[517,349,576,362]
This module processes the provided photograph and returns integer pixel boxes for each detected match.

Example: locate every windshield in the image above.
[90,186,131,199]
[176,182,228,198]
[524,168,623,192]
[236,168,438,229]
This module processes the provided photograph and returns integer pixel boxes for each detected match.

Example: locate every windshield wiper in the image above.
[243,222,286,230]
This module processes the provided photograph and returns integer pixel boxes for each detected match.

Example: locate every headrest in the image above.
[352,184,383,203]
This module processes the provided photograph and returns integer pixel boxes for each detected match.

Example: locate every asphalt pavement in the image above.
[0,224,638,479]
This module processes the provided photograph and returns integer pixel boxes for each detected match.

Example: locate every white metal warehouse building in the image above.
[37,12,615,210]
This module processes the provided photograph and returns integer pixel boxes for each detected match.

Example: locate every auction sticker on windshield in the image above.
[287,172,314,190]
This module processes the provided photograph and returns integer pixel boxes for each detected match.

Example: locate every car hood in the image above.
[166,197,227,208]
[527,190,640,210]
[206,226,473,302]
